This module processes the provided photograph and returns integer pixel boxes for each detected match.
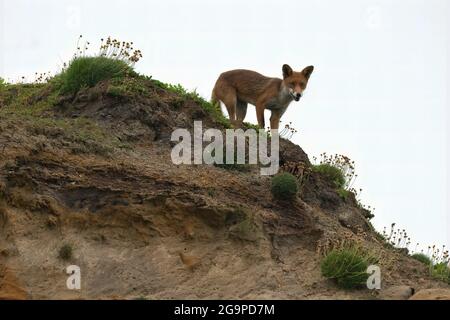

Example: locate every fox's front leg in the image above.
[270,110,281,130]
[255,104,265,129]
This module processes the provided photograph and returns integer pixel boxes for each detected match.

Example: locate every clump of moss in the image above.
[271,173,298,201]
[321,245,377,289]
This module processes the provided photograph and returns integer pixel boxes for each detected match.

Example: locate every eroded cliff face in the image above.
[0,79,446,299]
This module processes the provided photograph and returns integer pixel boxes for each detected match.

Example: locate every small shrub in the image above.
[411,253,432,265]
[58,243,73,260]
[271,173,298,201]
[312,163,345,188]
[58,56,134,94]
[321,246,377,289]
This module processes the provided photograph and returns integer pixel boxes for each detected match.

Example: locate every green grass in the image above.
[312,163,346,188]
[337,188,350,200]
[0,77,6,90]
[56,56,135,95]
[431,262,450,284]
[0,81,128,156]
[321,246,378,289]
[411,253,432,265]
[0,83,59,122]
[30,116,126,155]
[271,173,298,201]
[106,78,149,102]
[152,80,231,128]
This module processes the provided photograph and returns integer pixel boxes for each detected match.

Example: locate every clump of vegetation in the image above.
[152,80,231,128]
[321,244,377,289]
[337,188,351,200]
[312,163,345,188]
[411,253,432,265]
[57,56,133,94]
[58,243,73,261]
[271,173,298,201]
[55,36,142,95]
[106,76,149,100]
[280,161,311,195]
[312,153,358,194]
[432,262,450,284]
[0,77,7,90]
[312,153,375,217]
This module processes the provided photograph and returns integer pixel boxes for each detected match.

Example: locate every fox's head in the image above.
[282,64,314,101]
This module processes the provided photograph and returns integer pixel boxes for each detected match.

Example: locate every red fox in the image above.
[211,64,314,130]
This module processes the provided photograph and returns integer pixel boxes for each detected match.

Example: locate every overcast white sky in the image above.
[0,0,449,250]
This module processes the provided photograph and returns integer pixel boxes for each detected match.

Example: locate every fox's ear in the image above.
[282,64,293,79]
[302,66,314,79]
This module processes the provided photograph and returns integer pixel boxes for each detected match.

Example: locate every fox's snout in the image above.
[289,89,303,101]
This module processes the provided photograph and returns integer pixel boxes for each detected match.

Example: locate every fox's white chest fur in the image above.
[264,85,293,113]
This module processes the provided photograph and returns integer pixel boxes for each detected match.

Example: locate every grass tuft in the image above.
[56,56,135,95]
[321,245,377,289]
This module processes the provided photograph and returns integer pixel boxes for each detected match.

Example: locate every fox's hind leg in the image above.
[235,100,248,128]
[220,88,237,126]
